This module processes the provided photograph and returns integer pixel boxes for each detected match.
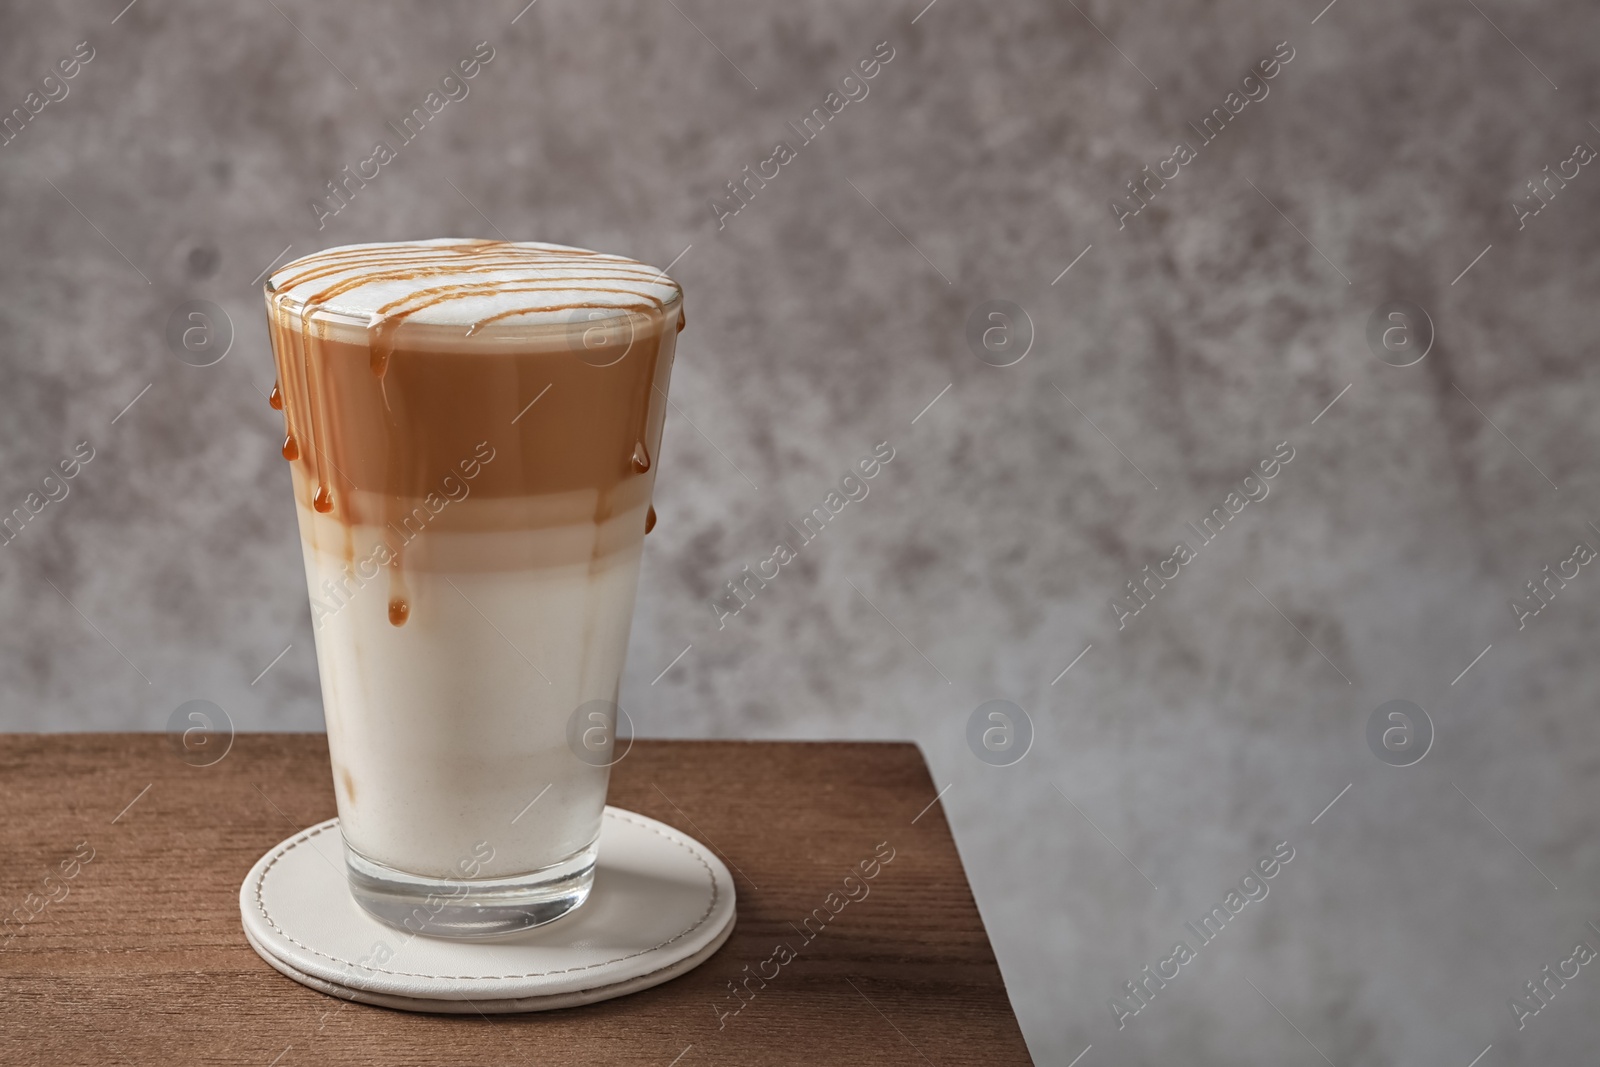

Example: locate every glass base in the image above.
[344,842,596,940]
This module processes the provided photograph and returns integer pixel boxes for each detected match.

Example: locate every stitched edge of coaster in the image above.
[243,912,737,1013]
[250,809,722,982]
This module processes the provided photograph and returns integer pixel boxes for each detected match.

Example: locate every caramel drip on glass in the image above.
[299,306,334,514]
[265,239,682,623]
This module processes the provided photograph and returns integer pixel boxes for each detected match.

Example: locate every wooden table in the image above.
[0,735,1032,1065]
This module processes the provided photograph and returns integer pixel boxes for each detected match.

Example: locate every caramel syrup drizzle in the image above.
[267,240,678,517]
[265,241,680,624]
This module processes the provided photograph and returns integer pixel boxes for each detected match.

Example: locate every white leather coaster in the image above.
[240,807,736,1013]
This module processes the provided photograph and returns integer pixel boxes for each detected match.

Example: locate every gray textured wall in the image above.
[3,0,1599,1062]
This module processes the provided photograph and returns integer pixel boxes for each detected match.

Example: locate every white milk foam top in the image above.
[267,238,682,329]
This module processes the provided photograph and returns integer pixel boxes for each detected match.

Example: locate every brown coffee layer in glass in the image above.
[263,239,682,587]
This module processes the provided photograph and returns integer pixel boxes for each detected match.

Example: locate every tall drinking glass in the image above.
[262,239,681,937]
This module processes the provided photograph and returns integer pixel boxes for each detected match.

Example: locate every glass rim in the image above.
[264,286,682,351]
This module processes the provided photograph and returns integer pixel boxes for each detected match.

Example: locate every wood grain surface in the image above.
[0,735,1033,1065]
